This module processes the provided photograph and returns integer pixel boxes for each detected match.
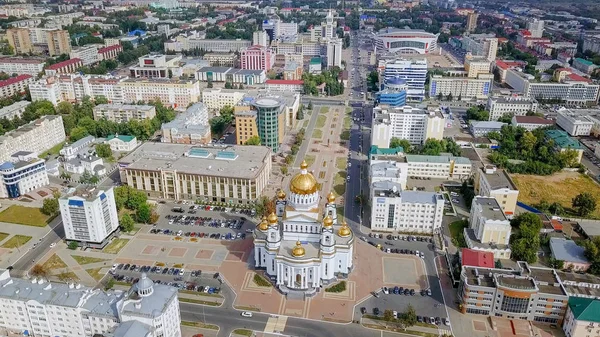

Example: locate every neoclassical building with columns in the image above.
[253,160,354,296]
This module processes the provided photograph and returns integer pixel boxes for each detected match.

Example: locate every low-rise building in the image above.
[461,248,494,268]
[475,165,519,216]
[44,58,83,76]
[465,196,512,259]
[97,44,122,62]
[265,79,303,93]
[545,130,584,163]
[118,143,272,204]
[511,116,555,131]
[161,102,210,144]
[0,75,34,98]
[486,96,538,121]
[201,88,246,111]
[60,135,95,160]
[197,67,266,85]
[572,58,598,75]
[0,115,65,163]
[405,154,472,180]
[0,57,45,76]
[105,134,137,152]
[92,104,156,122]
[371,105,444,147]
[203,52,237,67]
[0,152,48,198]
[563,297,600,337]
[0,101,30,120]
[470,121,506,137]
[549,237,590,272]
[64,154,105,176]
[556,108,595,136]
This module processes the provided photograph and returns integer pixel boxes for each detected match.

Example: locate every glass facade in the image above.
[253,100,282,152]
[500,295,530,314]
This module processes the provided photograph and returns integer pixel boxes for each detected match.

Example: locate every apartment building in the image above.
[46,29,71,56]
[556,108,595,136]
[93,104,156,122]
[201,88,246,111]
[0,269,182,337]
[460,34,498,61]
[475,166,519,216]
[29,74,126,105]
[59,186,119,248]
[97,43,122,62]
[370,180,444,233]
[0,152,49,199]
[405,154,472,180]
[0,57,45,76]
[466,196,512,259]
[165,37,251,53]
[527,19,545,38]
[511,116,555,131]
[486,96,539,121]
[118,143,272,204]
[429,74,493,100]
[325,37,343,68]
[203,52,237,67]
[6,28,33,54]
[161,102,211,144]
[563,297,600,337]
[44,58,83,76]
[120,78,200,110]
[371,105,444,146]
[0,115,65,163]
[466,12,478,32]
[0,75,34,98]
[379,58,427,101]
[69,45,99,66]
[0,101,29,120]
[240,45,275,71]
[459,261,600,325]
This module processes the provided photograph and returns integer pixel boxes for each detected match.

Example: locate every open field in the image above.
[57,272,79,282]
[316,115,327,128]
[0,206,50,227]
[102,238,130,254]
[512,171,600,218]
[336,157,347,170]
[320,107,329,114]
[72,255,108,265]
[38,141,65,159]
[312,129,323,139]
[1,235,31,248]
[87,268,104,281]
[43,254,67,270]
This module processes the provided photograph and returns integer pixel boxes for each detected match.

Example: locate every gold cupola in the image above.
[289,160,318,195]
[258,216,269,231]
[322,215,334,228]
[291,240,306,257]
[277,189,286,200]
[338,221,351,237]
[326,191,336,204]
[267,212,278,225]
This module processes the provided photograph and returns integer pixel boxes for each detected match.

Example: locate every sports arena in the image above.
[374,28,439,54]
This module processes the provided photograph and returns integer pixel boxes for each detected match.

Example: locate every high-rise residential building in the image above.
[475,165,519,216]
[527,19,544,38]
[321,10,336,39]
[461,34,498,62]
[466,196,512,259]
[466,12,478,32]
[59,186,119,248]
[371,105,444,146]
[0,115,65,163]
[381,58,428,101]
[46,29,71,56]
[240,45,275,71]
[69,45,99,66]
[6,28,33,54]
[325,38,342,68]
[0,152,49,199]
[120,78,200,109]
[253,30,269,47]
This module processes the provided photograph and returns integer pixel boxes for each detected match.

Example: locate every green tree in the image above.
[548,202,564,215]
[41,197,59,216]
[400,304,417,327]
[466,105,489,121]
[308,101,313,110]
[437,92,443,101]
[245,135,261,145]
[95,143,113,159]
[572,192,597,217]
[446,93,453,101]
[56,101,75,115]
[119,213,135,232]
[547,257,564,270]
[383,309,395,322]
[136,203,152,223]
[67,241,78,250]
[70,126,89,142]
[583,237,600,275]
[510,213,543,263]
[389,137,411,152]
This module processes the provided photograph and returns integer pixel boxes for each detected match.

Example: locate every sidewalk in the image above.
[361,317,441,335]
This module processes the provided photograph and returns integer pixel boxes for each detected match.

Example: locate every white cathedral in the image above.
[253,160,354,295]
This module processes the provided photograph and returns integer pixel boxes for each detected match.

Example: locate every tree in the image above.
[308,101,313,110]
[389,137,411,152]
[207,81,213,88]
[383,309,395,322]
[446,93,453,101]
[437,92,443,101]
[254,196,275,218]
[105,277,115,290]
[119,213,135,232]
[547,257,564,270]
[31,264,48,277]
[583,237,600,275]
[56,101,75,115]
[399,304,417,327]
[41,197,59,216]
[510,213,543,263]
[95,143,113,159]
[68,241,79,250]
[136,203,152,223]
[572,192,597,217]
[70,126,89,142]
[245,135,261,145]
[548,202,564,215]
[466,105,489,121]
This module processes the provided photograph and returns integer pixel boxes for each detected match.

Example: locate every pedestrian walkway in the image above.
[263,316,287,334]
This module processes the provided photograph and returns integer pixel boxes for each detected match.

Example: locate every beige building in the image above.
[203,52,237,67]
[475,165,519,216]
[405,154,472,180]
[120,78,200,110]
[92,104,156,122]
[466,12,478,32]
[464,57,491,78]
[563,297,600,337]
[118,143,272,205]
[235,110,259,145]
[429,73,493,100]
[466,196,512,259]
[201,88,246,111]
[46,29,71,56]
[6,28,33,54]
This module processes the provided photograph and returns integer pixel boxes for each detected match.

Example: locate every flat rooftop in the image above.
[473,197,508,221]
[480,167,517,190]
[119,143,271,180]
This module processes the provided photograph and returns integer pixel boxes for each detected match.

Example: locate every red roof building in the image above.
[98,44,122,62]
[0,74,33,97]
[461,248,494,268]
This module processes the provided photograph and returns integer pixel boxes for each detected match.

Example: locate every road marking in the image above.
[264,317,277,333]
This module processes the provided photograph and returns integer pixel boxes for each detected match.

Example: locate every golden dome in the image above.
[258,216,269,231]
[338,221,351,237]
[290,161,318,195]
[277,189,286,200]
[326,192,336,203]
[291,241,305,257]
[322,215,334,228]
[267,212,278,224]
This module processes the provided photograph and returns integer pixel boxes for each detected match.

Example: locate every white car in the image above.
[111,263,118,271]
[382,287,389,294]
[179,268,185,276]
[241,312,253,318]
[415,250,420,256]
[49,243,56,248]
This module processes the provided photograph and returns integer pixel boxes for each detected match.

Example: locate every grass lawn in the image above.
[312,128,323,139]
[316,115,327,128]
[72,255,108,265]
[512,171,600,218]
[343,116,351,130]
[102,238,130,254]
[181,321,219,330]
[87,268,104,281]
[179,298,220,306]
[56,272,79,282]
[0,232,9,243]
[336,157,347,170]
[303,120,309,128]
[38,141,65,159]
[345,107,352,114]
[1,235,31,248]
[449,220,468,248]
[0,205,51,227]
[320,106,329,114]
[233,329,253,336]
[333,171,346,196]
[304,154,316,168]
[43,254,67,270]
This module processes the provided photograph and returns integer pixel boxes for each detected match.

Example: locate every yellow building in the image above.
[475,165,519,216]
[234,97,286,151]
[6,28,33,55]
[46,30,71,56]
[466,12,479,32]
[235,110,259,145]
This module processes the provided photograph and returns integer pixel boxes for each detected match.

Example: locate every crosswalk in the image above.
[438,328,452,336]
[264,315,288,334]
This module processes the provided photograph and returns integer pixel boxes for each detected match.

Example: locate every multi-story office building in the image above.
[201,88,246,111]
[120,78,200,110]
[464,57,491,78]
[69,45,99,66]
[0,57,45,76]
[475,165,519,216]
[0,101,29,120]
[197,67,266,85]
[527,19,545,38]
[161,102,211,144]
[0,115,65,163]
[371,105,444,146]
[459,261,600,324]
[511,115,555,131]
[504,68,600,105]
[59,186,119,248]
[46,29,71,56]
[0,74,34,98]
[466,196,512,259]
[250,98,285,151]
[6,28,33,54]
[118,143,272,204]
[563,297,600,337]
[129,54,183,79]
[203,52,238,67]
[265,79,304,93]
[0,269,182,337]
[466,12,478,32]
[166,38,251,53]
[370,159,408,190]
[44,58,83,76]
[486,96,538,121]
[556,108,595,136]
[460,34,498,61]
[572,58,598,75]
[0,152,48,198]
[93,104,156,122]
[405,154,472,180]
[378,78,408,107]
[470,121,506,137]
[380,58,427,101]
[240,45,275,71]
[429,74,493,100]
[370,180,444,233]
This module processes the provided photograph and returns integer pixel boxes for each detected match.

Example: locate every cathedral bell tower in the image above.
[325,192,337,223]
[320,215,335,254]
[275,189,287,217]
[265,212,281,250]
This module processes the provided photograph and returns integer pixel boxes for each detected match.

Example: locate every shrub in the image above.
[67,241,78,250]
[253,273,272,287]
[325,281,346,293]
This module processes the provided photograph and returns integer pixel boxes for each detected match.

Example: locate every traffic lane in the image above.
[284,318,381,337]
[11,217,65,277]
[179,303,268,337]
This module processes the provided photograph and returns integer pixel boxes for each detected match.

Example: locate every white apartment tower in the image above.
[253,30,269,47]
[59,186,119,248]
[371,105,444,146]
[322,10,336,39]
[326,38,343,68]
[527,19,544,38]
[381,59,428,101]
